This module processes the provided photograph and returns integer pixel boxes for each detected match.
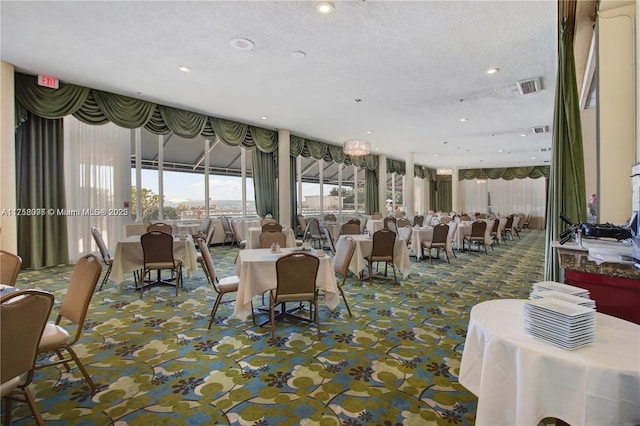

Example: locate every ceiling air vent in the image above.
[532,125,550,134]
[540,147,551,152]
[517,77,542,95]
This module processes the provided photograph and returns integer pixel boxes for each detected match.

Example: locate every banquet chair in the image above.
[0,250,22,287]
[323,226,336,254]
[270,252,320,342]
[383,216,396,230]
[262,222,283,233]
[522,212,533,232]
[1,289,54,426]
[323,214,337,222]
[197,223,217,280]
[447,221,458,257]
[412,215,424,227]
[396,218,411,229]
[229,220,246,262]
[147,222,173,233]
[192,216,212,241]
[140,231,183,297]
[334,237,356,317]
[259,231,287,249]
[463,221,488,254]
[371,212,383,220]
[512,215,522,239]
[421,223,450,264]
[91,226,114,291]
[261,217,278,226]
[296,214,307,238]
[306,218,325,248]
[460,214,472,222]
[440,216,452,224]
[220,216,236,245]
[196,238,240,329]
[340,222,360,236]
[430,217,441,226]
[36,254,102,392]
[490,219,500,249]
[366,229,397,284]
[503,215,517,241]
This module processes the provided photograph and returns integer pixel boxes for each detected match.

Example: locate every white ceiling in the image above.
[1,0,557,170]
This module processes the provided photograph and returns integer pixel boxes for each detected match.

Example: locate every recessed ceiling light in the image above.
[459,118,468,122]
[443,141,448,144]
[317,2,334,13]
[520,133,527,137]
[366,130,373,134]
[230,38,255,50]
[178,65,192,73]
[353,98,362,103]
[531,156,536,160]
[498,149,503,152]
[292,51,306,59]
[433,154,438,157]
[261,116,268,120]
[486,67,500,74]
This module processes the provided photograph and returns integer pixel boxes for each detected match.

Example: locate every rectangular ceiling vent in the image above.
[517,77,542,95]
[540,147,551,152]
[532,125,550,134]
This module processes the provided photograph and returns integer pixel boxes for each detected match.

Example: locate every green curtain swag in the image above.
[544,0,586,281]
[16,73,412,169]
[15,112,69,269]
[458,166,550,181]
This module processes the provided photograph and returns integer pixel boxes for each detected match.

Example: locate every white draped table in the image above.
[410,226,453,260]
[459,299,640,426]
[232,248,339,321]
[337,234,411,279]
[110,235,199,284]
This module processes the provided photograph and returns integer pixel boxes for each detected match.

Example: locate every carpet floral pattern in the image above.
[5,230,546,425]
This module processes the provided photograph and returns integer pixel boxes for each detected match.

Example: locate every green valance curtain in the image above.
[458,166,550,180]
[544,0,586,281]
[252,148,278,219]
[15,73,280,153]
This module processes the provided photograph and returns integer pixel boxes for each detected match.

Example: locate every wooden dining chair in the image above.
[0,250,22,287]
[1,289,54,426]
[36,254,102,392]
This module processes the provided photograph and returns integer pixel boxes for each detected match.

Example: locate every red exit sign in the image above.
[37,74,59,89]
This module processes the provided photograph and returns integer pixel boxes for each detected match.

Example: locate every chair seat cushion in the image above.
[218,276,240,292]
[38,323,70,352]
[0,375,24,397]
[146,262,176,270]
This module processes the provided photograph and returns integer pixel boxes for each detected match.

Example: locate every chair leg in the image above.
[23,387,44,426]
[315,298,320,339]
[208,293,223,329]
[65,346,96,392]
[270,297,276,343]
[392,262,397,283]
[98,264,112,291]
[4,397,12,426]
[338,285,352,317]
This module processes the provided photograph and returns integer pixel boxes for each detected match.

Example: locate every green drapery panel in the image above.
[436,178,453,212]
[458,166,550,180]
[545,0,586,281]
[365,168,379,215]
[290,155,298,230]
[252,148,278,219]
[15,112,69,269]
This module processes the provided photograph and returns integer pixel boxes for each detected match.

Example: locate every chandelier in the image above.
[476,169,487,184]
[343,139,370,156]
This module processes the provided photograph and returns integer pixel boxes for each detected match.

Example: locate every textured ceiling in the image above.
[1,0,557,170]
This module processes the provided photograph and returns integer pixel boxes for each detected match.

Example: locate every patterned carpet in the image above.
[5,230,545,425]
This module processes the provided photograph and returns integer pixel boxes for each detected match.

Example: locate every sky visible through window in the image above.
[134,169,337,203]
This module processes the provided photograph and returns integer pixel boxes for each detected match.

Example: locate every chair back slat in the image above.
[259,231,287,248]
[262,222,283,233]
[275,253,319,302]
[432,223,450,244]
[372,229,395,257]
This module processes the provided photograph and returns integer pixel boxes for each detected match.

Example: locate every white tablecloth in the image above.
[245,227,296,249]
[337,234,411,279]
[410,227,453,260]
[232,248,339,321]
[459,299,640,426]
[230,219,262,242]
[125,222,148,237]
[365,219,384,234]
[110,235,199,283]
